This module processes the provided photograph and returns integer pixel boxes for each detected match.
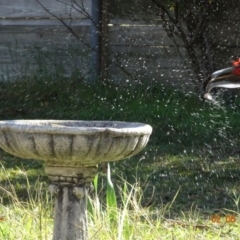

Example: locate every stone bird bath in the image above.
[0,120,152,240]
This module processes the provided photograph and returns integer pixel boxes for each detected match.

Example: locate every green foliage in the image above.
[0,175,53,240]
[1,51,240,239]
[1,72,240,152]
[1,168,240,239]
[106,164,118,223]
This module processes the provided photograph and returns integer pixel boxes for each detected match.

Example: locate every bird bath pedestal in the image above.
[0,120,152,240]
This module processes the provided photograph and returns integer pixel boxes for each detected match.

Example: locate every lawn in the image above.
[1,72,240,239]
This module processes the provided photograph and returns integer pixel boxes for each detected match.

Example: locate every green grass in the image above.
[1,66,240,239]
[0,165,240,240]
[1,73,239,148]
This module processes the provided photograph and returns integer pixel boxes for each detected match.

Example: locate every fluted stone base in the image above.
[49,184,88,240]
[49,184,89,240]
[48,166,97,240]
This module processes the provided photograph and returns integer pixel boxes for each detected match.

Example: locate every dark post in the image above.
[101,0,108,82]
[90,0,102,82]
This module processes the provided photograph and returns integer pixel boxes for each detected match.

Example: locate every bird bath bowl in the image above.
[0,120,152,240]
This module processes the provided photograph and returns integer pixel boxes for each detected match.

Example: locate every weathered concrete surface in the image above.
[0,120,152,167]
[49,184,89,240]
[46,166,98,185]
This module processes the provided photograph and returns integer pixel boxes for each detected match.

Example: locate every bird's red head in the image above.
[232,58,240,75]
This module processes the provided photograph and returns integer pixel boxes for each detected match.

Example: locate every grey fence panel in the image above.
[0,0,238,87]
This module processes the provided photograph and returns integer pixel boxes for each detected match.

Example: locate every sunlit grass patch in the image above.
[0,177,53,240]
[0,162,240,239]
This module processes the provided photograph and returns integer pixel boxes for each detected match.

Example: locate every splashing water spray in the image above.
[202,58,240,100]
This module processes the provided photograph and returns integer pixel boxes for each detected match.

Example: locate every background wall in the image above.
[0,0,240,88]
